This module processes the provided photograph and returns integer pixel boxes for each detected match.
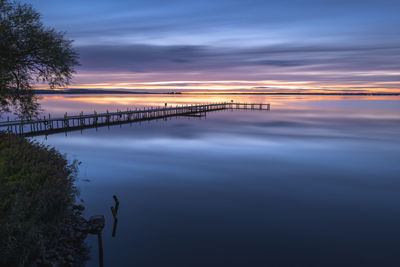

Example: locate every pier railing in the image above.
[0,102,270,136]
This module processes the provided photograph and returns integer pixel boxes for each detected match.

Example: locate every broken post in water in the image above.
[111,195,120,237]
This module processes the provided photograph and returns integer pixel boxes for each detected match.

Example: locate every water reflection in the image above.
[32,95,400,267]
[0,90,41,120]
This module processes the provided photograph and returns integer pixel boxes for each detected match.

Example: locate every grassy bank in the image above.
[0,132,84,266]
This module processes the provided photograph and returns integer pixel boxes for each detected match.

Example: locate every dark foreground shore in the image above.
[0,132,101,266]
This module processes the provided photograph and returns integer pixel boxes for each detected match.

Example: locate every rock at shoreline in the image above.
[87,215,105,234]
[28,206,106,266]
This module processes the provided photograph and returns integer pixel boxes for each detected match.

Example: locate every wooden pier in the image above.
[0,102,270,137]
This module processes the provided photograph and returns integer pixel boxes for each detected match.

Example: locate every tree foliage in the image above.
[0,0,79,93]
[0,132,80,265]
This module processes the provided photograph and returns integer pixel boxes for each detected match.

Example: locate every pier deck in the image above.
[0,102,270,136]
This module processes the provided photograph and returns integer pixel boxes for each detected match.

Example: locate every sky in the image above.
[27,0,400,93]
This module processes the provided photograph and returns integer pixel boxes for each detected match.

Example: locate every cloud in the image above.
[76,43,400,75]
[24,0,400,91]
[256,60,307,67]
[34,0,400,47]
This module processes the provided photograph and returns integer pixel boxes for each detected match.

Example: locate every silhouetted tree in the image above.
[0,0,79,117]
[0,0,79,92]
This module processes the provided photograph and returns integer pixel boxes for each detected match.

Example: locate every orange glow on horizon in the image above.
[38,94,400,118]
[34,79,400,94]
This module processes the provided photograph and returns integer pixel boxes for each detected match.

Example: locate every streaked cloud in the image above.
[26,0,400,92]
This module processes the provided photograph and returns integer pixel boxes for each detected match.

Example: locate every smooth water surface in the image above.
[31,94,400,266]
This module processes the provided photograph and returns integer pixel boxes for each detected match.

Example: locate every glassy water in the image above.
[28,94,400,266]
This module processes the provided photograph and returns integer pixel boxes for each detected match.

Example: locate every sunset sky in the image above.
[29,0,400,93]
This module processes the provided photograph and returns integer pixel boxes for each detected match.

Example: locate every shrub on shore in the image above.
[0,132,81,266]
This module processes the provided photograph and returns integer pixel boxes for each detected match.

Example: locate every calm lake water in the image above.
[29,94,400,266]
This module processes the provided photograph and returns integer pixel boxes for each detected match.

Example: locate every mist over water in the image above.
[31,94,400,266]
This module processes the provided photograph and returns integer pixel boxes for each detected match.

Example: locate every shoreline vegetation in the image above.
[33,89,400,96]
[0,132,91,266]
[1,1,106,264]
